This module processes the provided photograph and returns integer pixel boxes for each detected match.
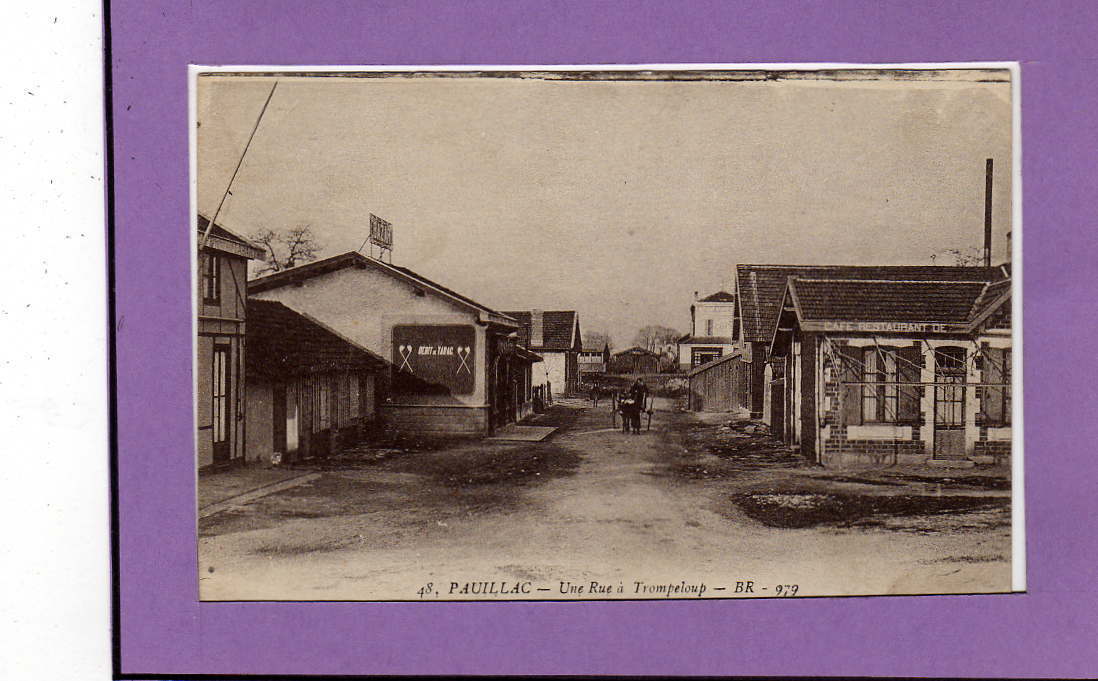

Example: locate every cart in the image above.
[612,392,653,432]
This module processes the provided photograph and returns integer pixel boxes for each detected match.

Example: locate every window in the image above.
[853,344,923,425]
[692,348,721,367]
[202,252,221,304]
[862,347,898,423]
[317,376,332,431]
[211,346,230,443]
[705,319,714,336]
[981,347,1011,425]
[934,347,966,426]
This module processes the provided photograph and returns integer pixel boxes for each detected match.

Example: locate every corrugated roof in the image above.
[501,310,580,351]
[736,264,1003,342]
[698,290,736,303]
[789,279,989,323]
[246,299,388,379]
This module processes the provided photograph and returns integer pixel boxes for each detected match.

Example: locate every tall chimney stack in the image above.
[983,158,994,268]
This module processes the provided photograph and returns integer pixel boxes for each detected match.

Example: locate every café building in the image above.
[767,276,1013,467]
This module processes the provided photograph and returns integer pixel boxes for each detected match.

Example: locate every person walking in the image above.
[618,389,637,433]
[628,379,648,434]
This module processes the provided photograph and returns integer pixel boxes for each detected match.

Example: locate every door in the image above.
[272,384,287,456]
[211,344,232,464]
[286,388,299,457]
[313,376,333,458]
[934,347,967,459]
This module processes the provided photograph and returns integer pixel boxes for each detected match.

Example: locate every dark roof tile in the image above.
[246,299,388,379]
[789,279,989,324]
[501,310,579,351]
[736,264,1003,342]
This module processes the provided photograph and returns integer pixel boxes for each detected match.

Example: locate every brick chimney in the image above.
[530,309,544,348]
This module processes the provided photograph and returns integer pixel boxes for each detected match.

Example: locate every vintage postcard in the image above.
[193,65,1020,602]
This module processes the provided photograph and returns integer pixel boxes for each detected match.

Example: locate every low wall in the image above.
[380,404,490,435]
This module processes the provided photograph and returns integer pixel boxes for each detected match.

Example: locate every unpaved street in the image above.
[199,402,1011,600]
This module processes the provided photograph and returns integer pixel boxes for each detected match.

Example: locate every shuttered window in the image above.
[202,253,221,305]
[862,347,898,423]
[838,344,862,426]
[849,344,923,425]
[981,347,1011,425]
[896,344,923,423]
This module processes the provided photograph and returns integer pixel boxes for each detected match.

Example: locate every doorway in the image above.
[933,346,967,459]
[211,344,232,464]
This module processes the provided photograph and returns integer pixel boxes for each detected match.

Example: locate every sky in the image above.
[196,70,1013,348]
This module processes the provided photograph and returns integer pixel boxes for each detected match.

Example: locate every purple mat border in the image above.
[109,1,1098,677]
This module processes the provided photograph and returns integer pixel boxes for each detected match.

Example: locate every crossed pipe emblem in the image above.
[456,346,472,375]
[396,345,473,375]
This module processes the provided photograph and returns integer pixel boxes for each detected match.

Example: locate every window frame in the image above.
[202,252,222,305]
[861,346,900,424]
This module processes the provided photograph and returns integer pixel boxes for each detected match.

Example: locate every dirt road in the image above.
[199,402,1011,600]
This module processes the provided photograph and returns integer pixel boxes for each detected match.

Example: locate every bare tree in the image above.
[583,331,613,352]
[251,225,323,275]
[634,325,680,353]
[930,246,983,266]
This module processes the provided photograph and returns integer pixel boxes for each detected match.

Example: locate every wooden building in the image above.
[244,299,388,464]
[687,352,750,412]
[195,215,265,470]
[249,252,540,436]
[578,343,610,376]
[768,275,1013,467]
[610,346,662,375]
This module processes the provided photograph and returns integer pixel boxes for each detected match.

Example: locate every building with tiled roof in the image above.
[767,273,1013,468]
[244,299,389,463]
[248,251,541,435]
[501,310,582,395]
[732,264,1005,417]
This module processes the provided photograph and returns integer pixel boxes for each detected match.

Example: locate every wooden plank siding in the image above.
[688,354,750,412]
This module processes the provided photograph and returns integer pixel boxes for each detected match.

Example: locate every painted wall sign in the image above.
[392,324,476,395]
[812,321,965,333]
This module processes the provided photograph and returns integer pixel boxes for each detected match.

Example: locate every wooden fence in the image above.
[687,353,750,412]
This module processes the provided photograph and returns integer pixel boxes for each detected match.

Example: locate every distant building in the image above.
[610,346,662,375]
[578,343,610,376]
[502,310,582,396]
[677,290,740,371]
[249,252,540,435]
[196,215,265,470]
[244,299,388,464]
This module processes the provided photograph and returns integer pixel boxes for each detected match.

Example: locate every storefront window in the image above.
[981,347,1011,425]
[862,347,898,423]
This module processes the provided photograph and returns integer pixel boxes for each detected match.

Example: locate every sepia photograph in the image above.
[193,65,1019,602]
